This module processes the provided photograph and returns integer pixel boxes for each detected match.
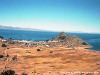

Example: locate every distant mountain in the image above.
[0,25,42,31]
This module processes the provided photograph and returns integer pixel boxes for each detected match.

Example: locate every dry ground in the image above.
[0,43,100,75]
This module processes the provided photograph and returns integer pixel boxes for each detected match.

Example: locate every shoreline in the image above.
[1,38,100,51]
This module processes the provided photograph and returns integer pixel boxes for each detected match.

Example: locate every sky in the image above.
[0,0,100,33]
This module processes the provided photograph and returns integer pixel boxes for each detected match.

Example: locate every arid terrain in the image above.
[0,42,100,75]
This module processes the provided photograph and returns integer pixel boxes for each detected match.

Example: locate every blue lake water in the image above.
[0,29,100,51]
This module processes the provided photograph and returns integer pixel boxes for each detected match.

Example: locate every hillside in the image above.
[50,32,91,48]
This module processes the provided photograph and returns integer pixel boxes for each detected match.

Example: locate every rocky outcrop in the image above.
[49,32,91,47]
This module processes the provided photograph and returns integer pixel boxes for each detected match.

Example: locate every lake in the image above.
[0,29,100,51]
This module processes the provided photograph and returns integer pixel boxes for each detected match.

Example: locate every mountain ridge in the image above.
[0,25,42,31]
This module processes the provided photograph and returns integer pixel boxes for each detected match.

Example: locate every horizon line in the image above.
[0,25,100,34]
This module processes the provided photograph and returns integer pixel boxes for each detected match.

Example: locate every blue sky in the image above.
[0,0,100,33]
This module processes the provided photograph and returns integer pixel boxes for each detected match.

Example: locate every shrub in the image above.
[12,55,17,61]
[7,48,9,49]
[1,69,16,75]
[2,44,7,47]
[37,49,41,51]
[50,51,53,53]
[21,72,28,75]
[6,54,9,58]
[0,54,4,58]
[59,36,66,40]
[82,42,88,45]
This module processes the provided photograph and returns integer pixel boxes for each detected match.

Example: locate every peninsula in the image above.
[0,32,100,75]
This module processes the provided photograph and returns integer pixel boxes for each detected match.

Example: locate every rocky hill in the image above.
[50,32,91,47]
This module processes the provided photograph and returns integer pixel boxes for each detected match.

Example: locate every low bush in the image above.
[0,54,4,58]
[59,36,66,40]
[50,51,53,53]
[0,69,16,75]
[2,44,7,47]
[21,72,28,75]
[37,49,41,51]
[6,54,9,57]
[12,55,17,61]
[82,42,88,45]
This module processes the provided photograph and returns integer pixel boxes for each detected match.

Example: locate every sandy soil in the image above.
[0,43,100,75]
